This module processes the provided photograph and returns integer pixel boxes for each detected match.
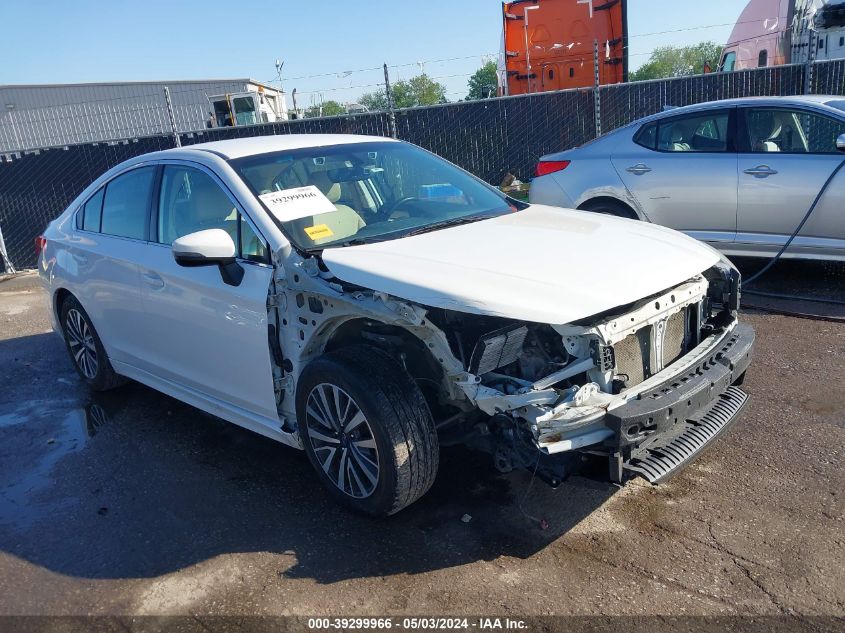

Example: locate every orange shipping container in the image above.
[500,0,628,95]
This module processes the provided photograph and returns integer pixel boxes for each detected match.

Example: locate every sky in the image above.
[1,0,745,106]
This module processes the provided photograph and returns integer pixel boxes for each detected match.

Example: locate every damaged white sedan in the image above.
[38,134,754,516]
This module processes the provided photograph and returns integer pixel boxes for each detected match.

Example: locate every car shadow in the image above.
[734,258,845,319]
[0,332,617,583]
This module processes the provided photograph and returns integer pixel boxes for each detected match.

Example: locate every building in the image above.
[0,78,288,153]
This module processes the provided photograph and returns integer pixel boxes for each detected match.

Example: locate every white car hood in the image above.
[321,205,720,325]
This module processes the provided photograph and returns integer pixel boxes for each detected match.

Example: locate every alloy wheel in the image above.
[65,308,98,379]
[304,383,380,499]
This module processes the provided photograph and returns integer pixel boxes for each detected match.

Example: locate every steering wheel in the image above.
[381,196,418,219]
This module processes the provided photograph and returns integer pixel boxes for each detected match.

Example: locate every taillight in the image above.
[35,235,47,255]
[535,160,571,177]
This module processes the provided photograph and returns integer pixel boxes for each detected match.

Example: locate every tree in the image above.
[629,42,724,82]
[466,61,499,100]
[395,74,448,107]
[304,100,346,118]
[358,90,389,112]
[358,73,448,110]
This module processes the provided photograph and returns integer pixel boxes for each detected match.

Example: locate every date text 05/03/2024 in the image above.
[306,617,528,630]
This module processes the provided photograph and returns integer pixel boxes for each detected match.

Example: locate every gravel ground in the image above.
[0,269,842,624]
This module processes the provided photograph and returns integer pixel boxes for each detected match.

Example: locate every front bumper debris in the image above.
[604,322,755,483]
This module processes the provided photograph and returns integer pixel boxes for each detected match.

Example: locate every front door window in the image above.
[157,165,268,262]
[744,108,845,154]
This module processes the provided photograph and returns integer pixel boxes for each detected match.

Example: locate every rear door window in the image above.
[100,167,155,240]
[655,111,731,152]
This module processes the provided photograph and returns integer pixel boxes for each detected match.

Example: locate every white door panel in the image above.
[137,244,278,423]
[68,233,149,366]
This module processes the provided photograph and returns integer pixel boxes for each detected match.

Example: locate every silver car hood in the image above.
[321,205,720,325]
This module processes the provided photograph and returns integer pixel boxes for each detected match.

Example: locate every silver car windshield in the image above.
[231,142,515,250]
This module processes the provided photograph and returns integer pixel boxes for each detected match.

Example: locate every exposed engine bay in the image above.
[272,254,744,487]
[418,267,739,481]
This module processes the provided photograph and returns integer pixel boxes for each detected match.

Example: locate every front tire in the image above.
[296,345,439,516]
[59,296,126,391]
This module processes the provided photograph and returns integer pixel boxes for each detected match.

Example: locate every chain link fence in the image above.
[0,136,176,273]
[600,63,809,133]
[395,89,595,184]
[2,61,845,272]
[812,58,845,95]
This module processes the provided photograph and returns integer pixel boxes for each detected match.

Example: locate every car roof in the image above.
[636,95,845,123]
[170,133,398,160]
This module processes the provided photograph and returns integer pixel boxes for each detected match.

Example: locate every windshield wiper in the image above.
[333,236,386,247]
[403,215,491,237]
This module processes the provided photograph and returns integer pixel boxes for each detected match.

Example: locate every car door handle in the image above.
[142,271,165,290]
[744,165,778,177]
[626,163,652,175]
[71,253,88,265]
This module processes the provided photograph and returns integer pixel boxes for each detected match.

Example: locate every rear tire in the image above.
[580,199,639,219]
[296,345,439,516]
[59,296,127,392]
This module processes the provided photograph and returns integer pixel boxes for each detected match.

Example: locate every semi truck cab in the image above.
[209,89,287,127]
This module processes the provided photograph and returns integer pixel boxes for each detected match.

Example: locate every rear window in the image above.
[825,100,845,114]
[635,111,730,153]
[101,167,155,240]
[634,122,657,149]
[80,188,104,232]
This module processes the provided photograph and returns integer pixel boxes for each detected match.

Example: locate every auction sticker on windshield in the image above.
[303,224,334,241]
[259,185,336,222]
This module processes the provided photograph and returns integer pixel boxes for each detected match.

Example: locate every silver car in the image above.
[530,96,845,261]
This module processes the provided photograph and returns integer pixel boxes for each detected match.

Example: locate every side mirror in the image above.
[172,229,243,286]
[837,133,845,153]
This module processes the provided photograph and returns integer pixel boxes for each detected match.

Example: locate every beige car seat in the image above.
[670,126,691,152]
[751,113,783,152]
[297,171,366,246]
[172,181,237,244]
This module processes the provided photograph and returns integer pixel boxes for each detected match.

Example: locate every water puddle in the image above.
[0,399,110,528]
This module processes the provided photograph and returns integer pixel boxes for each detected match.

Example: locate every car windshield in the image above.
[230,141,515,250]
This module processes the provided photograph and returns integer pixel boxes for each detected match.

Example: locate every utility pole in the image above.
[0,221,15,274]
[804,24,817,95]
[523,5,539,93]
[383,63,397,139]
[593,40,602,138]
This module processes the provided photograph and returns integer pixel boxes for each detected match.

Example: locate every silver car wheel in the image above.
[65,308,98,379]
[305,383,380,499]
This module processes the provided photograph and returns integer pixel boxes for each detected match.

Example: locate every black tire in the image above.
[580,199,639,219]
[59,296,127,392]
[296,344,439,516]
